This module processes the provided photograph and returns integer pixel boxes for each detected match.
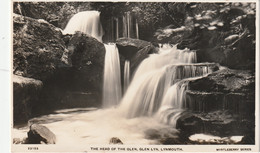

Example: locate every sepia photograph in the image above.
[11,0,259,152]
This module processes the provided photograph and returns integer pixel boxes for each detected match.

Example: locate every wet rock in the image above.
[239,132,255,144]
[116,38,157,77]
[175,112,203,139]
[176,110,255,144]
[186,68,255,115]
[109,137,123,144]
[116,38,156,60]
[13,75,42,125]
[13,14,68,81]
[67,32,106,92]
[27,124,56,144]
[188,68,255,92]
[183,72,255,144]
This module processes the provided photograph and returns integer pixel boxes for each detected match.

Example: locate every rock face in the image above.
[176,111,255,144]
[31,32,105,114]
[13,75,43,125]
[13,14,105,124]
[176,68,255,144]
[67,32,106,91]
[13,14,68,81]
[27,124,56,144]
[186,68,255,115]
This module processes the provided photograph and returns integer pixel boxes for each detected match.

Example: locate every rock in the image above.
[116,38,156,60]
[188,68,254,93]
[13,14,68,81]
[13,75,42,125]
[175,68,255,144]
[224,34,239,44]
[109,137,123,144]
[27,124,56,144]
[175,112,203,139]
[67,32,106,91]
[186,68,255,115]
[176,110,255,144]
[116,38,157,77]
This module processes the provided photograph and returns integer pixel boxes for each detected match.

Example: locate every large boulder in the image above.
[116,38,157,78]
[32,33,105,113]
[13,14,68,81]
[67,32,106,92]
[27,124,56,144]
[116,38,157,60]
[13,75,42,125]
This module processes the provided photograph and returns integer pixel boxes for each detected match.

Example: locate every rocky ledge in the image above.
[175,68,255,144]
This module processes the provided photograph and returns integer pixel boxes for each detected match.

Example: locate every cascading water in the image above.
[119,45,213,120]
[13,43,218,145]
[123,60,130,93]
[122,12,139,39]
[103,44,122,108]
[63,11,104,42]
[104,12,139,41]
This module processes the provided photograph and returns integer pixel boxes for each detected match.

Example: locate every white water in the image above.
[124,60,130,93]
[119,45,199,118]
[14,108,177,145]
[63,11,104,42]
[103,44,122,108]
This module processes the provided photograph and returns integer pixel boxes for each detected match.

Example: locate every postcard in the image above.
[11,0,259,152]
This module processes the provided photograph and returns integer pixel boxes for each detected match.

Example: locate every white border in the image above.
[9,0,259,152]
[0,0,11,153]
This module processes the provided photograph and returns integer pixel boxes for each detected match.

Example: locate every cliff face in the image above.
[13,14,68,81]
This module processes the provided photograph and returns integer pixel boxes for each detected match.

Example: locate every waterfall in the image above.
[122,12,139,39]
[127,12,130,38]
[103,12,139,41]
[119,45,215,119]
[103,44,122,108]
[124,60,130,93]
[136,19,139,39]
[115,18,119,40]
[63,11,104,42]
[119,45,196,117]
[155,78,195,126]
